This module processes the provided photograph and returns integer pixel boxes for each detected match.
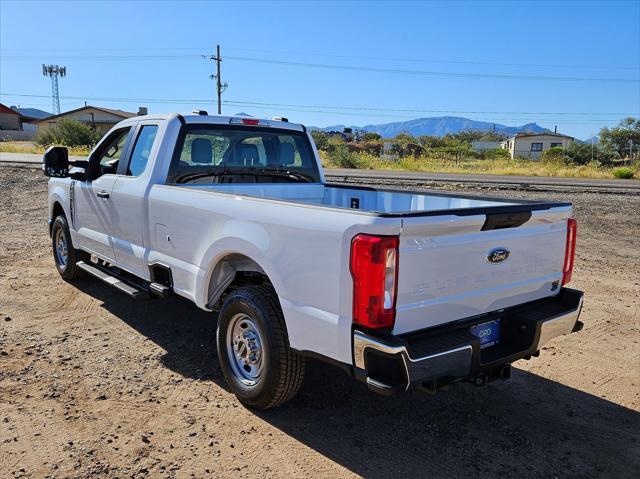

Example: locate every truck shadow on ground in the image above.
[75,279,640,479]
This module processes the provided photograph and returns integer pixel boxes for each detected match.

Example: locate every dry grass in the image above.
[0,141,91,156]
[320,151,638,180]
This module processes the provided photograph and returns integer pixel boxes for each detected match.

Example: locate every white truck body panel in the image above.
[47,113,574,366]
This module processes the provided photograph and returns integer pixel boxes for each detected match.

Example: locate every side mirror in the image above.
[69,167,87,181]
[43,146,70,177]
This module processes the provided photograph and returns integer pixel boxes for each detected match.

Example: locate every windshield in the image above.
[167,125,320,184]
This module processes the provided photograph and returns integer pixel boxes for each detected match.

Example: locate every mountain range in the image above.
[312,116,550,138]
[12,107,52,119]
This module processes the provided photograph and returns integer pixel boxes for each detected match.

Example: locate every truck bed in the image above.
[183,182,568,216]
[177,182,572,336]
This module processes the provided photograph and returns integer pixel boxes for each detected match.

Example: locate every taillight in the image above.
[350,234,399,329]
[562,218,577,285]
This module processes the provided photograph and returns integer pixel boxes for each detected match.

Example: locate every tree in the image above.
[363,131,382,141]
[599,117,640,159]
[35,119,102,148]
[310,130,331,150]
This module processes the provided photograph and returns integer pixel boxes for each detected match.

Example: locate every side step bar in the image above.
[76,261,170,299]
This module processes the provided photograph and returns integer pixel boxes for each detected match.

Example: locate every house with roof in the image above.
[0,103,37,131]
[500,132,574,160]
[33,105,146,134]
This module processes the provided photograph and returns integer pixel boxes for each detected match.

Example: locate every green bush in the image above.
[613,167,634,179]
[328,143,367,168]
[480,148,511,160]
[35,119,102,148]
[540,146,567,164]
[310,130,331,151]
[363,132,382,141]
[563,142,618,166]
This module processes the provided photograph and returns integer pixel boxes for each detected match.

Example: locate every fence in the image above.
[0,130,36,141]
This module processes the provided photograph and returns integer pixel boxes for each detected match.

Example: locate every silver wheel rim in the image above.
[226,313,265,386]
[54,227,68,267]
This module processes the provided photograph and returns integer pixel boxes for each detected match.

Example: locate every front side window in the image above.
[531,142,543,152]
[127,125,158,176]
[167,126,320,184]
[90,127,131,178]
[550,142,562,148]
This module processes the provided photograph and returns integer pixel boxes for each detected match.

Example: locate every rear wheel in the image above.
[216,285,305,409]
[51,215,85,280]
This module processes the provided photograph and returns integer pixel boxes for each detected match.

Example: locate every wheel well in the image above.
[52,202,65,219]
[206,253,271,310]
[50,202,65,235]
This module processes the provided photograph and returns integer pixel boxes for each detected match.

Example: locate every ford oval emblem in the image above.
[487,247,510,264]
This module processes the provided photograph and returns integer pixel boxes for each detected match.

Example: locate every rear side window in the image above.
[167,125,320,184]
[127,125,158,176]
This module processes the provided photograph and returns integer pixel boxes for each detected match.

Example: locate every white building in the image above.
[501,132,574,160]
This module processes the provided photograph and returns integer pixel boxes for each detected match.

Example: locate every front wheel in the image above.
[51,215,86,280]
[216,285,305,409]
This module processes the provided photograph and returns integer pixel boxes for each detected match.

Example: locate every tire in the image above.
[51,215,86,280]
[216,285,305,409]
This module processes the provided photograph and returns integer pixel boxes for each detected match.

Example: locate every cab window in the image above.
[167,125,320,184]
[89,127,131,179]
[127,125,158,176]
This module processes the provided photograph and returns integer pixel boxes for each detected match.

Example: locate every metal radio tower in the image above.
[42,64,67,114]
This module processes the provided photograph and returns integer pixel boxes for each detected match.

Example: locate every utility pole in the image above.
[215,45,222,115]
[203,44,227,114]
[42,64,66,114]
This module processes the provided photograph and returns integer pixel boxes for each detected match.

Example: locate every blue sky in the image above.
[1,0,639,139]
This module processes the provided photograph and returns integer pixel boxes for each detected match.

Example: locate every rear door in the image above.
[109,122,160,278]
[74,126,133,261]
[393,207,571,335]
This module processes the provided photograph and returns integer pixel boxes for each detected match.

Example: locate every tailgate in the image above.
[393,207,571,335]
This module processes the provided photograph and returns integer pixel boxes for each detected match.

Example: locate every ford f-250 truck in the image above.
[44,112,584,409]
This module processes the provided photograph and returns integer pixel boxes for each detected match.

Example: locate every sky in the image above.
[1,0,639,140]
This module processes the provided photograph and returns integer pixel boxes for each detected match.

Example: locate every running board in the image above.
[76,261,147,299]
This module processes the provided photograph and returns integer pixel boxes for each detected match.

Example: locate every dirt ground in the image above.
[1,166,639,478]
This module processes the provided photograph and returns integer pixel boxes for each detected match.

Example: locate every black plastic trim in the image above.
[292,349,354,376]
[149,262,174,288]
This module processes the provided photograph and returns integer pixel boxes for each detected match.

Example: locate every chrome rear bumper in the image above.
[353,287,584,394]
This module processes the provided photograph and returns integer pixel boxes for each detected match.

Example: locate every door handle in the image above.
[96,191,110,199]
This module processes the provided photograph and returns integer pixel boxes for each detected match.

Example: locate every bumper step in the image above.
[354,288,584,394]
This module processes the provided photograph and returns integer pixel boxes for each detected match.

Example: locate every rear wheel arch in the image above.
[205,252,273,309]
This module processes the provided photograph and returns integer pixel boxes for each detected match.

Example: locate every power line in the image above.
[225,47,640,72]
[2,45,638,71]
[0,93,634,121]
[222,99,634,116]
[223,55,639,83]
[2,53,638,83]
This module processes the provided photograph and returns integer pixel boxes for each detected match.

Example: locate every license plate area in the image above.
[470,319,501,349]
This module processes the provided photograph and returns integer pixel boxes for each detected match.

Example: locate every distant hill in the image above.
[582,135,599,144]
[312,116,550,138]
[11,107,52,119]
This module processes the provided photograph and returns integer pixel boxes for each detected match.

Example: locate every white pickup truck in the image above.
[44,112,584,409]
